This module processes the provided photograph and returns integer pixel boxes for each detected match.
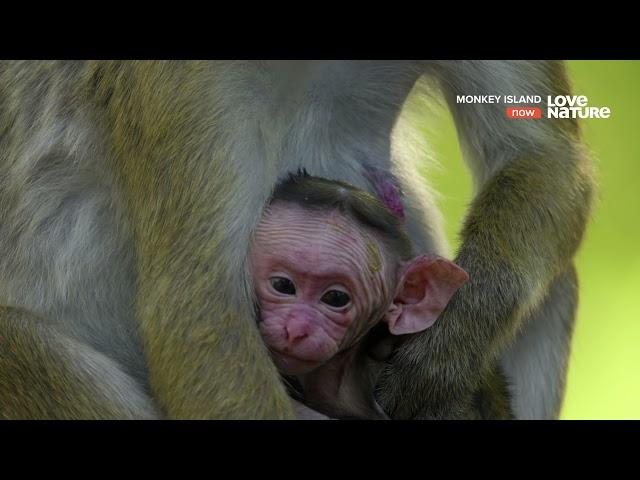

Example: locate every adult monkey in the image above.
[0,61,593,419]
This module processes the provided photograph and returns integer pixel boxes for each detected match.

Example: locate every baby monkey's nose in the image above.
[285,319,312,344]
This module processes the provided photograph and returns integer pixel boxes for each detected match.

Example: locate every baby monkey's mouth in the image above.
[270,350,325,375]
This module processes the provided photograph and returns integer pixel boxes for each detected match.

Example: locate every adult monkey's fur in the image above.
[0,61,593,419]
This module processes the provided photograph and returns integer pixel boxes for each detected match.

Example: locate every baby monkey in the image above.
[251,174,468,419]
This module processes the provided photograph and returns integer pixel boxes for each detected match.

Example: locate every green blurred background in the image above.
[408,60,640,419]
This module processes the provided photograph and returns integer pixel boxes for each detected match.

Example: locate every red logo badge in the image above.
[506,107,542,119]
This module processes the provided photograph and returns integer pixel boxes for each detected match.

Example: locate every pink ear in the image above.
[384,255,469,335]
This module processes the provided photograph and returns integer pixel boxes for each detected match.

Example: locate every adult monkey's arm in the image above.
[90,61,294,419]
[379,61,595,419]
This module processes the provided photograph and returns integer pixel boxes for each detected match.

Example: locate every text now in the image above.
[506,107,542,119]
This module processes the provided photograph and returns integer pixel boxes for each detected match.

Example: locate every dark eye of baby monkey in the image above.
[270,277,296,295]
[321,290,351,308]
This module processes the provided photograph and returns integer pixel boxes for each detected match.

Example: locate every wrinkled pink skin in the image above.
[251,201,469,418]
[251,201,392,376]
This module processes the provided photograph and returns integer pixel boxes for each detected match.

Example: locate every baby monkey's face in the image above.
[251,201,393,375]
[251,200,469,379]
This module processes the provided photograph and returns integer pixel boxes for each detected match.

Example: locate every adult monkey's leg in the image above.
[500,266,579,419]
[378,61,595,419]
[0,307,159,419]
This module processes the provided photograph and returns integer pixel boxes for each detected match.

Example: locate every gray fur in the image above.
[501,267,578,419]
[0,60,583,418]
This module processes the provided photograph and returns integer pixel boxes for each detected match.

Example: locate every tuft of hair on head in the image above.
[272,172,413,260]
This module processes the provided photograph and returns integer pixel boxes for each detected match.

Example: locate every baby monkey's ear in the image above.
[383,255,469,335]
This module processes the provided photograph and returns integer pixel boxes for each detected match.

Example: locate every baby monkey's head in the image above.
[251,174,468,376]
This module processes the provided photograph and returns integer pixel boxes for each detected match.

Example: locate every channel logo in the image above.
[457,95,611,120]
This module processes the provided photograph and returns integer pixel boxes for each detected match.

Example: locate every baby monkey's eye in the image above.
[270,277,296,295]
[321,290,351,308]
